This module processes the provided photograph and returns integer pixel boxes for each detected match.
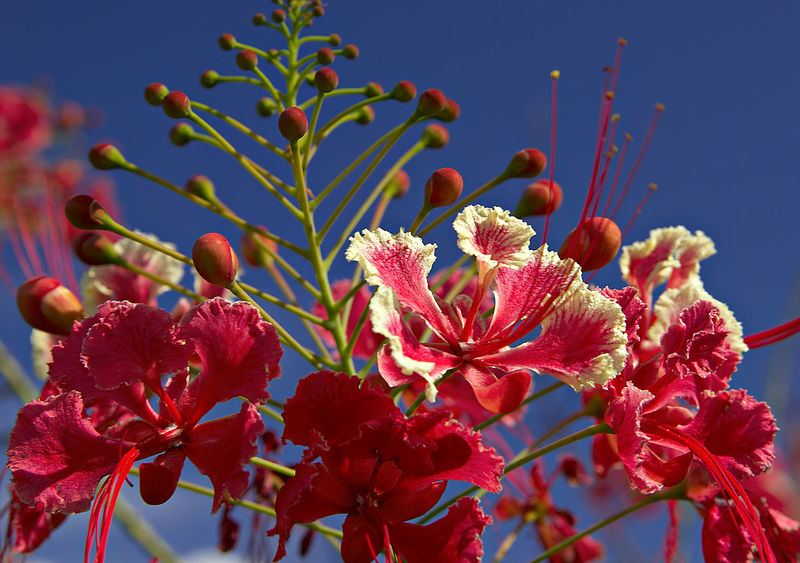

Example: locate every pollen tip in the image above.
[550,69,560,79]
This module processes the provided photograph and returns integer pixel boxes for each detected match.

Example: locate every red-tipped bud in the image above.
[162,91,191,119]
[384,170,410,199]
[514,179,563,217]
[252,12,268,26]
[417,89,446,117]
[192,233,239,287]
[185,174,216,202]
[218,33,236,51]
[559,217,622,271]
[88,143,126,170]
[271,9,286,23]
[278,107,309,142]
[390,81,417,103]
[328,33,341,46]
[421,124,449,149]
[314,67,339,93]
[17,277,84,335]
[436,98,460,122]
[256,97,278,118]
[236,50,258,71]
[506,148,547,178]
[312,5,324,17]
[364,82,383,97]
[65,195,110,230]
[240,227,278,268]
[316,47,334,65]
[169,122,194,146]
[354,106,375,125]
[200,70,219,89]
[342,44,359,59]
[72,233,120,265]
[424,168,463,208]
[144,82,169,106]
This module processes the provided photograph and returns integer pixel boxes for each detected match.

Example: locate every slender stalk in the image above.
[473,382,564,431]
[529,484,686,563]
[249,456,295,478]
[492,518,527,563]
[190,101,284,156]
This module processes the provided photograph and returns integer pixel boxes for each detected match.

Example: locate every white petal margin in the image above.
[648,277,747,354]
[539,285,629,390]
[619,226,689,289]
[453,205,535,270]
[346,228,436,287]
[370,286,440,402]
[669,230,717,288]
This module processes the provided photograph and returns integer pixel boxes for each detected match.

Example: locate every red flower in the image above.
[0,87,51,158]
[6,298,282,561]
[268,370,503,563]
[346,205,628,413]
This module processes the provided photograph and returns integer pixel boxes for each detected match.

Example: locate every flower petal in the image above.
[346,228,457,340]
[185,403,265,513]
[7,391,122,513]
[453,205,534,269]
[619,226,689,303]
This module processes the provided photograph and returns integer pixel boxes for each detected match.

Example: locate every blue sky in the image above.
[2,1,799,561]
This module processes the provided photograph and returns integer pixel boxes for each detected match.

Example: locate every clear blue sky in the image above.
[1,1,799,561]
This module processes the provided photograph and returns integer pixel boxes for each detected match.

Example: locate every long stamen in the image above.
[542,70,559,244]
[601,132,632,217]
[743,315,800,348]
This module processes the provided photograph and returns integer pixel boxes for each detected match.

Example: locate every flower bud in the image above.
[436,99,460,122]
[424,168,463,208]
[88,143,126,170]
[505,148,547,178]
[143,82,169,106]
[17,277,84,335]
[278,107,309,142]
[314,67,339,93]
[514,179,563,217]
[421,124,449,149]
[312,5,324,17]
[384,170,410,199]
[316,47,334,65]
[241,227,278,268]
[65,195,110,230]
[162,91,191,119]
[192,233,239,287]
[558,217,622,271]
[185,174,216,202]
[139,461,180,506]
[364,82,383,97]
[416,89,446,117]
[252,12,268,26]
[257,97,278,118]
[72,232,120,265]
[271,9,286,23]
[218,33,236,51]
[200,70,219,89]
[236,50,258,71]
[342,44,359,59]
[169,122,194,146]
[328,33,341,46]
[390,81,417,103]
[354,106,375,125]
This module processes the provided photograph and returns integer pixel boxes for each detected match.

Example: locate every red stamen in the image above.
[620,183,658,239]
[2,207,34,279]
[543,70,559,244]
[12,197,45,277]
[601,132,632,217]
[743,315,800,348]
[610,104,664,222]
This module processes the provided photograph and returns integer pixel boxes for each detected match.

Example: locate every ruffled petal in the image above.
[7,392,122,513]
[453,205,534,269]
[346,229,457,340]
[83,301,188,391]
[7,492,68,554]
[683,389,776,480]
[487,245,581,340]
[185,403,265,513]
[281,370,400,454]
[667,229,716,290]
[179,299,282,421]
[371,286,461,402]
[483,286,627,391]
[649,277,747,354]
[618,226,689,304]
[389,498,491,563]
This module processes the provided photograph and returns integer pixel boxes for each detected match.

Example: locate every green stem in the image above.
[312,93,392,146]
[0,338,39,401]
[473,382,564,431]
[529,484,687,563]
[492,518,528,563]
[249,456,295,478]
[252,67,286,110]
[190,100,284,156]
[258,403,284,425]
[404,368,456,416]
